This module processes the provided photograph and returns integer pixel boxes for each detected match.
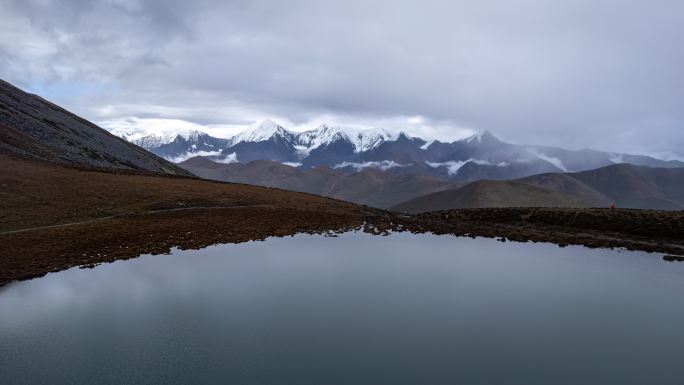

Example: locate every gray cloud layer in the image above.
[1,0,683,157]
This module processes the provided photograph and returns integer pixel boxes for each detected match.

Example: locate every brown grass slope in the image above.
[0,79,191,175]
[0,155,371,233]
[179,157,459,208]
[0,154,377,285]
[391,180,593,213]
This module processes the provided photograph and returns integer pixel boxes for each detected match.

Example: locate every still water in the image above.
[2,232,684,384]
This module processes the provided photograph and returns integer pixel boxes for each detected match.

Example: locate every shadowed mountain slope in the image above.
[569,164,684,210]
[0,79,191,175]
[517,173,612,207]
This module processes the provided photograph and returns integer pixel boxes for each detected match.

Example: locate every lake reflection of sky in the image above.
[2,232,684,385]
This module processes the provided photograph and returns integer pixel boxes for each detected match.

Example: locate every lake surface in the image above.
[2,232,684,384]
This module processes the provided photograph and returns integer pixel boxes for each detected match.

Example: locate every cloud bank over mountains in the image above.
[1,0,683,158]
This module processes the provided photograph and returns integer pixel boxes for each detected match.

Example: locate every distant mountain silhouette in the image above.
[569,164,684,210]
[391,180,593,213]
[127,120,683,182]
[391,163,684,213]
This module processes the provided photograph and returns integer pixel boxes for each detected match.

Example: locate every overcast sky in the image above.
[1,0,683,158]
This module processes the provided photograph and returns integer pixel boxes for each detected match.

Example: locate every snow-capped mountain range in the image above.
[117,120,684,181]
[231,120,397,154]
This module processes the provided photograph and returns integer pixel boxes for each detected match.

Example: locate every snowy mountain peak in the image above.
[132,129,209,148]
[463,130,499,144]
[293,124,394,154]
[176,129,208,141]
[396,131,413,141]
[344,126,395,153]
[301,124,348,144]
[312,123,346,138]
[231,120,293,144]
[291,125,348,157]
[133,134,172,149]
[256,119,281,132]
